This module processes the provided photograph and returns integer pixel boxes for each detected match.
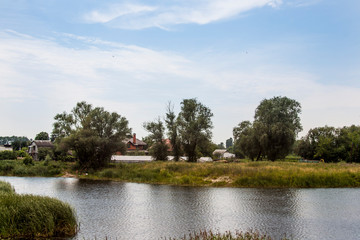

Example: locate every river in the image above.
[1,176,360,239]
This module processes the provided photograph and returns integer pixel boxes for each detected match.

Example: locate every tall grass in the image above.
[0,181,14,194]
[167,230,289,240]
[0,180,78,238]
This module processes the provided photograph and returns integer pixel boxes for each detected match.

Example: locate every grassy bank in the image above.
[0,180,78,238]
[2,159,360,188]
[92,161,360,188]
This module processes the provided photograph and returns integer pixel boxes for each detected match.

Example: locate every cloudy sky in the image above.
[0,0,359,144]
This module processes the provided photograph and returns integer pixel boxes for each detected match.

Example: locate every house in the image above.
[28,140,54,161]
[213,149,235,159]
[124,134,147,152]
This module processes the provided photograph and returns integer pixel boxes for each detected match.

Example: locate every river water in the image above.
[1,176,360,239]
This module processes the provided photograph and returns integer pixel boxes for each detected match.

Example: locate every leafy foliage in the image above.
[295,125,360,162]
[35,131,50,140]
[177,99,213,162]
[143,118,169,161]
[0,151,16,160]
[165,102,182,161]
[52,101,130,169]
[233,96,302,161]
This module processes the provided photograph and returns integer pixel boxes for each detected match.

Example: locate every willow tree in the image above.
[52,101,130,169]
[234,96,302,161]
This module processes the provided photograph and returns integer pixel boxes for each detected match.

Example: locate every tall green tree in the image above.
[234,96,302,161]
[177,99,213,162]
[52,101,130,169]
[165,102,182,161]
[35,131,50,140]
[233,121,261,160]
[143,118,169,161]
[225,137,233,149]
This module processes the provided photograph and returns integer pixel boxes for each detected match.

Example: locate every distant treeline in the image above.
[295,125,360,163]
[0,136,30,150]
[0,136,29,145]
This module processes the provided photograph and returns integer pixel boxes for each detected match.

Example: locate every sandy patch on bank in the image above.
[61,172,77,178]
[205,176,233,184]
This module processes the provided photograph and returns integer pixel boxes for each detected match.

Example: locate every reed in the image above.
[167,230,289,240]
[0,180,78,238]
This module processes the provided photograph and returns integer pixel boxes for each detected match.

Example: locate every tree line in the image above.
[295,125,360,163]
[4,95,359,169]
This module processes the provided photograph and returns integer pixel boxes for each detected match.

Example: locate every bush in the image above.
[15,150,27,158]
[23,156,33,166]
[0,151,16,160]
[38,148,54,161]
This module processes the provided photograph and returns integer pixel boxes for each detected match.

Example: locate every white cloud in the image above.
[82,0,282,29]
[83,4,157,24]
[1,30,359,143]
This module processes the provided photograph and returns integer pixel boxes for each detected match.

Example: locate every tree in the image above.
[165,102,182,161]
[143,118,169,161]
[295,125,360,163]
[52,101,130,169]
[233,96,302,161]
[233,121,261,160]
[35,131,50,140]
[226,138,233,149]
[217,142,225,149]
[177,99,213,162]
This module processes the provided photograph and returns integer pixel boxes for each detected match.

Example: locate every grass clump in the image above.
[0,180,78,238]
[167,230,289,240]
[0,181,14,194]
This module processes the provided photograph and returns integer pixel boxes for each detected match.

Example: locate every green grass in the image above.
[0,180,78,238]
[2,158,360,188]
[0,159,69,177]
[85,160,360,188]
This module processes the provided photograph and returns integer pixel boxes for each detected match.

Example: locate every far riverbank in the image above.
[1,159,360,188]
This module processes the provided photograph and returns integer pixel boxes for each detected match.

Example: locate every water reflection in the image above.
[1,176,360,240]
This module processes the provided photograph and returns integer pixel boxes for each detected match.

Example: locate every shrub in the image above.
[15,150,27,158]
[23,155,33,165]
[0,151,16,160]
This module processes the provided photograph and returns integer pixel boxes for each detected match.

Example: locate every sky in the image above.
[0,0,359,144]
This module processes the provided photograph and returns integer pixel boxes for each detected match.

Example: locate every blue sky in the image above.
[0,0,359,144]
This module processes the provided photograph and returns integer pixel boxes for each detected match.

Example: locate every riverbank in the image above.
[2,159,360,188]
